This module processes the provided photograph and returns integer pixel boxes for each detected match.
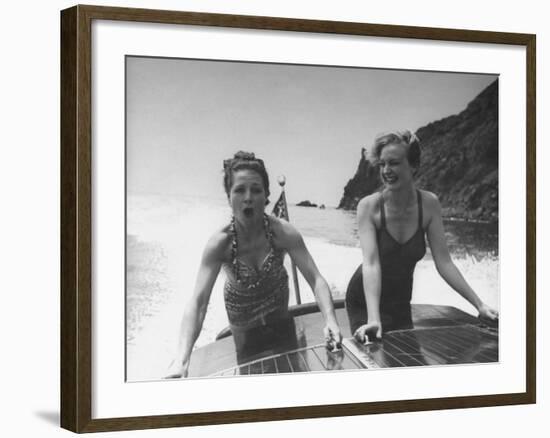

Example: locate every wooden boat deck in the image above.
[187,303,498,378]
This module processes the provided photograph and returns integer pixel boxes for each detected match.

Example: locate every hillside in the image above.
[338,80,498,222]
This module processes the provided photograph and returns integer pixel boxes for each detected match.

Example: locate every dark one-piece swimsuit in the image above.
[345,190,426,333]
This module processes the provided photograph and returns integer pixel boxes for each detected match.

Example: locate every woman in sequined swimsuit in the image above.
[346,130,499,343]
[166,151,342,378]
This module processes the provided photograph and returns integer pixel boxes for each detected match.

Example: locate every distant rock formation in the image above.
[338,148,381,210]
[296,200,318,208]
[338,80,498,222]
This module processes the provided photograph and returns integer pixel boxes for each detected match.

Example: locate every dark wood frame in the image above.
[60,4,536,433]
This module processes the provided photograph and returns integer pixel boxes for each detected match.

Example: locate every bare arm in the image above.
[356,197,383,340]
[165,234,224,378]
[279,220,342,347]
[425,193,498,321]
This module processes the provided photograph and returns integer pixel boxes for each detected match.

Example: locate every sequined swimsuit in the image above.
[346,190,426,332]
[222,216,290,329]
[222,216,296,363]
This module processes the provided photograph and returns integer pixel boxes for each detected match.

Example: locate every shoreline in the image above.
[335,205,498,225]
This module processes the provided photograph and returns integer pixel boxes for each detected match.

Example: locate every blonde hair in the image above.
[370,130,421,167]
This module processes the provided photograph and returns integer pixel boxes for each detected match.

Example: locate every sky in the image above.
[126,56,497,207]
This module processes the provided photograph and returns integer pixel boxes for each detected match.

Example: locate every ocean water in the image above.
[126,194,499,381]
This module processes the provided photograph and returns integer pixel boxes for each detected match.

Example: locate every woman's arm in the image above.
[425,193,498,322]
[165,233,224,378]
[278,220,342,348]
[355,197,383,341]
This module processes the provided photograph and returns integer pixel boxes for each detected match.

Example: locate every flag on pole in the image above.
[272,191,289,221]
[271,185,301,304]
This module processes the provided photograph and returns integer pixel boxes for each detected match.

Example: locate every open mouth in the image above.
[383,174,397,184]
[243,207,254,218]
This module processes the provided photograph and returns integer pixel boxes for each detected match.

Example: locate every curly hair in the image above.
[223,151,270,204]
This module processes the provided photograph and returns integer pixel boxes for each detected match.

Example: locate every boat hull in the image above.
[187,302,498,377]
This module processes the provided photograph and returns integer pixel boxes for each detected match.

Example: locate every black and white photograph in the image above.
[125,56,500,382]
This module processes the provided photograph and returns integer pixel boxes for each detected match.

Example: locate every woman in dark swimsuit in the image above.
[346,130,499,342]
[166,151,342,378]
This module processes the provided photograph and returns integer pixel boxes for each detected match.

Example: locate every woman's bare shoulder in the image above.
[418,189,438,201]
[418,189,441,209]
[203,225,232,262]
[268,215,300,249]
[418,190,443,226]
[357,193,381,218]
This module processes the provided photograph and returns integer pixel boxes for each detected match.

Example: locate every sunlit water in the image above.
[126,194,499,381]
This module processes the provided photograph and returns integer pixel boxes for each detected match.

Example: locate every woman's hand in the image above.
[477,303,499,324]
[324,321,343,352]
[164,359,189,379]
[276,219,344,353]
[353,321,382,344]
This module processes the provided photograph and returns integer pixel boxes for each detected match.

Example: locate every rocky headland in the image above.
[338,80,498,222]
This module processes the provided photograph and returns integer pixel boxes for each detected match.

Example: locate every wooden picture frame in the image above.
[61,4,536,433]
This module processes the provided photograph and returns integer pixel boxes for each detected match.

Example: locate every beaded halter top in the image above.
[222,215,290,329]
